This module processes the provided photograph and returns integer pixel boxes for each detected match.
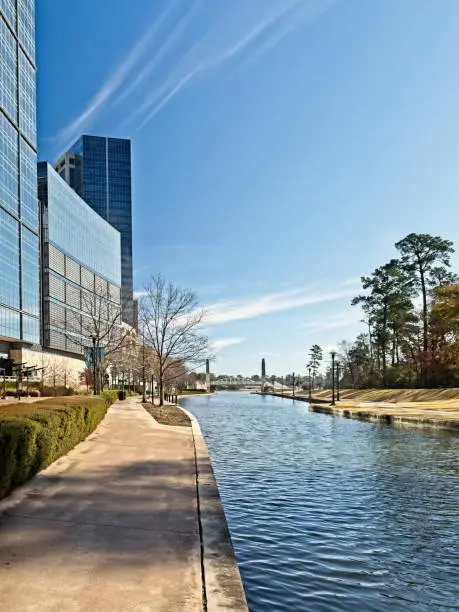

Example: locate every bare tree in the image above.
[140,275,211,405]
[42,354,65,394]
[65,278,132,394]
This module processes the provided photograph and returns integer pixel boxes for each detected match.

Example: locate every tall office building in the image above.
[0,0,40,352]
[55,136,135,328]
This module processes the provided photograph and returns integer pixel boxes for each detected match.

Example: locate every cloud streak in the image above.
[299,310,363,333]
[54,0,336,141]
[210,337,245,351]
[203,282,358,326]
[54,1,175,149]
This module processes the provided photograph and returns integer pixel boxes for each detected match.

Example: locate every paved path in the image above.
[0,398,203,611]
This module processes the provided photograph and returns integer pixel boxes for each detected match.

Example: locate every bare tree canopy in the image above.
[139,275,211,404]
[63,278,132,393]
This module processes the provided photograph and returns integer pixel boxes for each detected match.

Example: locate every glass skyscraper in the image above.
[0,0,40,346]
[55,135,135,328]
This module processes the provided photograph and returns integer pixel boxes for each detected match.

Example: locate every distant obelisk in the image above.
[261,358,266,393]
[206,359,210,392]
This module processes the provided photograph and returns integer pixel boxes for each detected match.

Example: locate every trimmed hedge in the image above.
[0,394,115,500]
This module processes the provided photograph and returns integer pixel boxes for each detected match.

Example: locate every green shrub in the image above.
[101,389,118,407]
[41,385,75,397]
[0,394,115,500]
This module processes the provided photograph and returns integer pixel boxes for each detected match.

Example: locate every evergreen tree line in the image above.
[338,233,459,389]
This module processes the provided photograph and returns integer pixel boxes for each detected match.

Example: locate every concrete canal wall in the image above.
[179,404,249,611]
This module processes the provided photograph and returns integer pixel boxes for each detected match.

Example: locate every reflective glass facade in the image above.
[0,0,39,344]
[38,163,121,285]
[56,135,134,327]
[38,163,122,355]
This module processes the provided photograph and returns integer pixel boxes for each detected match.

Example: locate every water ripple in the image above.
[183,392,459,611]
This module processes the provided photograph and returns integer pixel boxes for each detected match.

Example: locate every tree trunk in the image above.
[159,367,164,406]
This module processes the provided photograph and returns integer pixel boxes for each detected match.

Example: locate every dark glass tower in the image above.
[0,0,40,346]
[55,135,135,327]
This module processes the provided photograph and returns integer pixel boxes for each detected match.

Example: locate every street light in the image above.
[0,368,5,399]
[91,334,98,395]
[141,327,146,403]
[292,372,295,399]
[330,351,336,406]
[336,361,341,402]
[308,364,312,401]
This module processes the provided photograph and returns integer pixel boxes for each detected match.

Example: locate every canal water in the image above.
[181,392,459,611]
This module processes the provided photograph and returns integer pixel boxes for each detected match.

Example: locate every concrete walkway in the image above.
[0,398,203,611]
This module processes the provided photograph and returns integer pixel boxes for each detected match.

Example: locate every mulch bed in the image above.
[142,403,191,427]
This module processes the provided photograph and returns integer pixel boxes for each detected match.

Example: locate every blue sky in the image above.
[37,0,459,376]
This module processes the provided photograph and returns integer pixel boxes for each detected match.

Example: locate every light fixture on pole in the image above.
[336,360,341,402]
[330,351,336,406]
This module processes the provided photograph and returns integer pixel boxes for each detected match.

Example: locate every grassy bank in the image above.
[312,388,459,403]
[0,392,116,500]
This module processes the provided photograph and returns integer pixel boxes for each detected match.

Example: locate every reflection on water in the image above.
[182,392,459,611]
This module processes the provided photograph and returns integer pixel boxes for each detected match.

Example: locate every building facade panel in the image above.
[0,206,20,309]
[0,104,19,216]
[0,0,17,28]
[38,163,121,286]
[21,225,39,317]
[0,0,39,345]
[0,17,18,122]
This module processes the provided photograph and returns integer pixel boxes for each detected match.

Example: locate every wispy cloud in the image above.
[132,0,334,129]
[53,1,175,149]
[210,337,245,351]
[54,0,337,141]
[203,281,358,326]
[299,310,363,333]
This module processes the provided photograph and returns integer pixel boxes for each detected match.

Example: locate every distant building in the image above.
[0,0,40,354]
[37,162,122,356]
[55,135,135,328]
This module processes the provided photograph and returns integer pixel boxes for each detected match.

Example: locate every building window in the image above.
[0,207,20,308]
[21,226,39,316]
[0,306,20,339]
[48,243,65,276]
[0,112,19,215]
[17,0,35,63]
[18,48,36,146]
[20,137,38,229]
[49,272,65,303]
[0,17,17,122]
[22,313,39,343]
[0,0,17,30]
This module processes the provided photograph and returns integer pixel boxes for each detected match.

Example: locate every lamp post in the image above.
[91,334,98,395]
[0,368,5,399]
[141,328,146,403]
[330,351,336,406]
[308,364,312,401]
[336,361,341,402]
[0,368,6,399]
[292,372,295,399]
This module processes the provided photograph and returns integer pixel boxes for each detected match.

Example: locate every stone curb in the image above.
[179,405,249,612]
